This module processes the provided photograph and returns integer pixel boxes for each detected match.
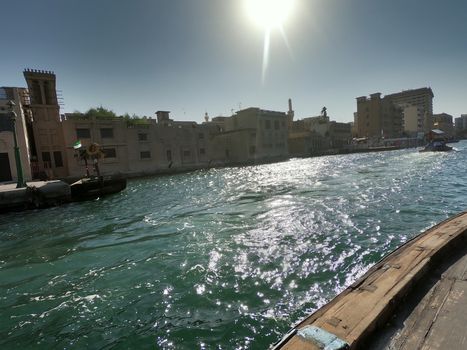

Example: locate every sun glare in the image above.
[245,0,295,29]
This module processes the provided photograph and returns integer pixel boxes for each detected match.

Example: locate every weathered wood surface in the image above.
[273,212,467,350]
[388,253,467,349]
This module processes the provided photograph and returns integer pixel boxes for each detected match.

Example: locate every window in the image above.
[249,145,256,155]
[140,151,151,159]
[42,152,51,168]
[198,133,204,139]
[183,150,191,157]
[199,148,205,155]
[166,149,172,162]
[138,133,148,141]
[281,121,285,128]
[53,151,63,167]
[274,120,280,130]
[102,148,116,158]
[100,128,113,138]
[265,120,271,129]
[76,128,91,139]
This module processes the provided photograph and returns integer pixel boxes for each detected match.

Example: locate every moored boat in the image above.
[70,175,127,201]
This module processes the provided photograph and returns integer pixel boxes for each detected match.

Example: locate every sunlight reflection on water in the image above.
[0,142,466,349]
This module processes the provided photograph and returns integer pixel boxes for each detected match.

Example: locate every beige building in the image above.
[209,107,289,163]
[401,104,425,135]
[288,110,351,156]
[62,112,220,178]
[432,113,454,138]
[387,88,434,134]
[355,93,403,138]
[455,114,467,138]
[0,87,33,183]
[23,69,69,179]
[3,69,292,180]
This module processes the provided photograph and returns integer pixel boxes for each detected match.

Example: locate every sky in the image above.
[1,0,466,123]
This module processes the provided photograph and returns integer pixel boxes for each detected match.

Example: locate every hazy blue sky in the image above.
[1,0,466,123]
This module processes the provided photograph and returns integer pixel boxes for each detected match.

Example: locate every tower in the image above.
[23,69,68,178]
[287,98,294,127]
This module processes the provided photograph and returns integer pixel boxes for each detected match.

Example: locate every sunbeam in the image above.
[262,29,271,84]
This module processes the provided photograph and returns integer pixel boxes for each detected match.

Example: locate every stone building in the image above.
[62,112,220,178]
[209,107,289,164]
[355,93,403,139]
[2,69,293,180]
[23,69,69,179]
[288,110,351,156]
[0,87,33,183]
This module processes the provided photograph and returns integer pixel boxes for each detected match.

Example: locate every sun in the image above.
[245,0,295,29]
[244,0,296,83]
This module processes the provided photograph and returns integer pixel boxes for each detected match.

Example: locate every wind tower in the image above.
[23,69,68,178]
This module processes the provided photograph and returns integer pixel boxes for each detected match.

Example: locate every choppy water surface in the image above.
[1,141,466,349]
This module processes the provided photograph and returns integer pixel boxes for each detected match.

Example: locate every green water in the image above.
[1,141,466,349]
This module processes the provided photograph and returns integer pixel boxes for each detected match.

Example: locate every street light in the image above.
[7,100,25,188]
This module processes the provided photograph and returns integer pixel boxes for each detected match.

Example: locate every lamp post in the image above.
[7,100,25,188]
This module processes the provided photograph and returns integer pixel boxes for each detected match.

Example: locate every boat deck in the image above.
[273,212,467,350]
[382,249,467,349]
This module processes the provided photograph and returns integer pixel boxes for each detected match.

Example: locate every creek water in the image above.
[1,141,466,349]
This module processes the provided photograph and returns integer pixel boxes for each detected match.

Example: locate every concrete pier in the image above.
[0,180,71,212]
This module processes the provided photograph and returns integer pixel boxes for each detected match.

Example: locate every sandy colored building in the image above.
[23,69,69,179]
[0,87,33,183]
[62,112,220,178]
[355,93,403,138]
[208,107,289,164]
[387,87,434,134]
[401,104,425,135]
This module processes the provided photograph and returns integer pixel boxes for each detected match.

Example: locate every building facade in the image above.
[432,113,454,138]
[386,87,434,134]
[0,87,33,183]
[23,69,69,179]
[355,93,403,138]
[62,113,220,178]
[454,114,467,138]
[209,107,289,163]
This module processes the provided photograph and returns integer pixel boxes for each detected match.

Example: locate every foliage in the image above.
[73,106,151,125]
[84,106,117,119]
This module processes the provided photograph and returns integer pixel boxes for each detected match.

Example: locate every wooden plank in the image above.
[421,280,467,350]
[390,277,455,349]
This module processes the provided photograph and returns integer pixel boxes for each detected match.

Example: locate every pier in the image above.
[0,181,71,212]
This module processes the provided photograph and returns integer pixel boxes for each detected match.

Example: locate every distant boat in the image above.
[419,141,453,152]
[419,129,453,152]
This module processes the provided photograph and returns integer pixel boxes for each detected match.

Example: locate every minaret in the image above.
[287,98,294,127]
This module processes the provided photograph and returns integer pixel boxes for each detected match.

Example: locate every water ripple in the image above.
[0,141,466,349]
